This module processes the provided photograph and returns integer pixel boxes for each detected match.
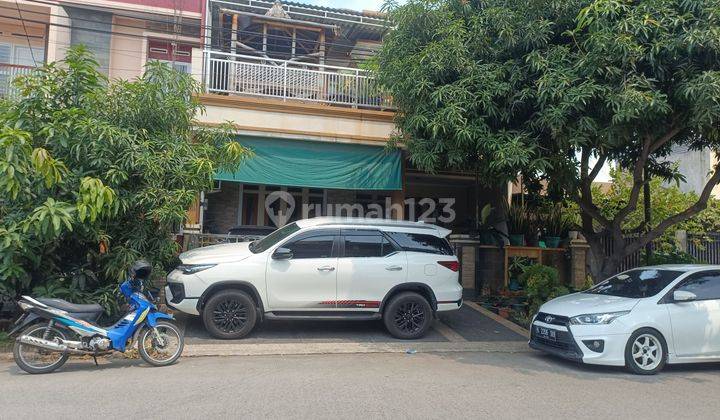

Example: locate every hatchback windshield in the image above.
[249,222,301,254]
[585,269,683,298]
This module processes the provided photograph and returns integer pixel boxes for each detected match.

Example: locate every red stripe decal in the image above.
[318,300,380,308]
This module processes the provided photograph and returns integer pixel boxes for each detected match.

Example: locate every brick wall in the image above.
[205,183,240,233]
[477,247,505,293]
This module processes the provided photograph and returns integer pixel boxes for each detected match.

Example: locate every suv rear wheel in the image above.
[202,290,257,339]
[383,292,433,339]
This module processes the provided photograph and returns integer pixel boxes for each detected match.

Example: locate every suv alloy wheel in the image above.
[383,292,433,339]
[202,290,258,339]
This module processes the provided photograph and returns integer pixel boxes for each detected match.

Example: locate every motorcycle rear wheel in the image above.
[138,320,184,367]
[13,324,69,374]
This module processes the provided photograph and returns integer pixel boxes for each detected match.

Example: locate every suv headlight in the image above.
[569,311,630,325]
[177,264,216,274]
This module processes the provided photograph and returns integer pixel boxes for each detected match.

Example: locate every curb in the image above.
[0,340,531,361]
[180,340,531,357]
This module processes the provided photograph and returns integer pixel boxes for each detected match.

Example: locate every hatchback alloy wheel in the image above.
[624,328,667,375]
[631,334,662,371]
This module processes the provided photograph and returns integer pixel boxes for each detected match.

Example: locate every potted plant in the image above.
[526,211,541,247]
[508,256,533,291]
[542,204,567,248]
[475,204,508,246]
[506,203,529,246]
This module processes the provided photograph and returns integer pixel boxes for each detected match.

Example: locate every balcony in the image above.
[0,64,34,99]
[204,51,392,110]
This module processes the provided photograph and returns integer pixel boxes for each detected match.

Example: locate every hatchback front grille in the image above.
[535,312,570,326]
[533,335,572,350]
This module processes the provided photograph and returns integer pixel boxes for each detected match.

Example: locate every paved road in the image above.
[2,351,720,419]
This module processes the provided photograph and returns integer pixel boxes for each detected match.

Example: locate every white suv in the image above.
[166,217,462,339]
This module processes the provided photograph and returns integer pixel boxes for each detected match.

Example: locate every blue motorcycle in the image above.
[11,261,184,374]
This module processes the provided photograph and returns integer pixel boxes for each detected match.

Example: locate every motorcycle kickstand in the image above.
[92,348,99,367]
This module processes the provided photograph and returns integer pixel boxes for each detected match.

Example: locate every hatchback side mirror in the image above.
[272,247,293,260]
[673,290,697,302]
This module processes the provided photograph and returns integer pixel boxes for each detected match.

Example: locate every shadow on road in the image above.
[430,349,720,384]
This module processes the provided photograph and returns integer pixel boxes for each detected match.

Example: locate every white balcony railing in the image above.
[0,63,34,99]
[205,51,392,110]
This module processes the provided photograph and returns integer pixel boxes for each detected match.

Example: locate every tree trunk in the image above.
[584,229,625,282]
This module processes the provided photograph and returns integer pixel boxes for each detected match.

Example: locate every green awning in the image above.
[215,136,402,190]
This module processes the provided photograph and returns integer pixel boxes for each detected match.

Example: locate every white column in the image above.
[46,5,71,63]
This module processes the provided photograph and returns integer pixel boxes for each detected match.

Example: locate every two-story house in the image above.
[5,0,487,236]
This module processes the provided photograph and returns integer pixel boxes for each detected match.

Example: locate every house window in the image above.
[147,39,192,74]
[0,42,44,66]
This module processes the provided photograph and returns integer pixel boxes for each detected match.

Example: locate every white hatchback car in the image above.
[166,217,462,339]
[530,265,720,374]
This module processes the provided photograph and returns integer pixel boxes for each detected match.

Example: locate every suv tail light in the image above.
[437,261,459,272]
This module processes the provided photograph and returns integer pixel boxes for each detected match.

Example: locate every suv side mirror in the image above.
[673,290,697,302]
[272,247,293,260]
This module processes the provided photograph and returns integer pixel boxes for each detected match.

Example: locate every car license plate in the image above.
[535,326,557,341]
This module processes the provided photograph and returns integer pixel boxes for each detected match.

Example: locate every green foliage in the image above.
[378,0,720,279]
[521,264,569,314]
[508,256,533,285]
[506,203,529,235]
[542,203,572,237]
[0,46,250,304]
[571,167,720,243]
[648,250,699,265]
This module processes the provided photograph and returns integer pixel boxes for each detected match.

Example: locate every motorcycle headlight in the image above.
[177,264,216,275]
[569,311,630,325]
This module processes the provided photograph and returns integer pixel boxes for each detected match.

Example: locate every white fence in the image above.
[182,232,266,251]
[205,51,392,109]
[0,64,33,99]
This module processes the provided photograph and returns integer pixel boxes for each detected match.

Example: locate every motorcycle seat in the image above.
[37,298,104,318]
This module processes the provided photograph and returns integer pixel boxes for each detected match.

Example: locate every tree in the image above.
[0,46,249,304]
[572,167,720,246]
[377,0,720,280]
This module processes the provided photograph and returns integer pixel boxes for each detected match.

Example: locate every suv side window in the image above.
[675,271,720,301]
[282,229,338,259]
[342,230,396,258]
[385,232,453,255]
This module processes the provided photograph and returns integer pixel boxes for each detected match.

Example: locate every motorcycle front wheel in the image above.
[138,320,184,367]
[13,324,69,374]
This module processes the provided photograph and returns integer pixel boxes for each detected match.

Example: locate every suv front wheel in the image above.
[202,290,258,339]
[383,292,433,339]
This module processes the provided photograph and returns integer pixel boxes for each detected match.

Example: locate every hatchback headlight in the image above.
[177,264,216,274]
[569,311,630,325]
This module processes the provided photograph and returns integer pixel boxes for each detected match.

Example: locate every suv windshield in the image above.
[585,269,683,298]
[249,223,301,254]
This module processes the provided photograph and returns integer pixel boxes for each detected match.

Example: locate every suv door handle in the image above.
[317,266,335,272]
[385,265,403,271]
